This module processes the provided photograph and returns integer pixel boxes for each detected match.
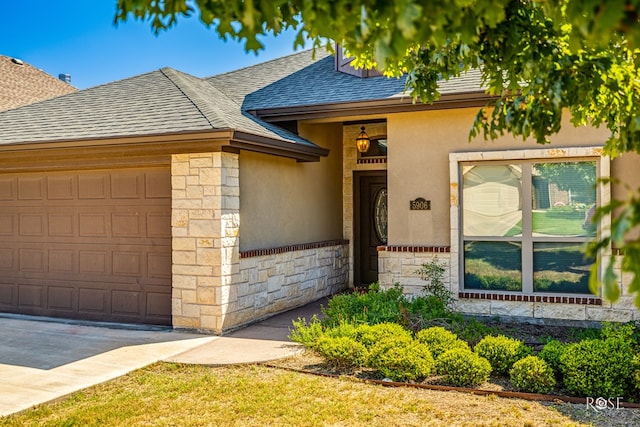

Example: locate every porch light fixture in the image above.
[356,126,370,153]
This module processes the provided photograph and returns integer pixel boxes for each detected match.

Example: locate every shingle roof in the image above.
[0,55,76,112]
[0,49,487,154]
[0,67,317,149]
[206,49,485,112]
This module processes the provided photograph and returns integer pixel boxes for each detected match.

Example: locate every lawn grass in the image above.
[0,362,592,427]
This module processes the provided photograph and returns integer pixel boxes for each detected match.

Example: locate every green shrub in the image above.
[415,259,454,308]
[450,315,501,346]
[355,323,412,349]
[288,316,324,348]
[367,338,434,382]
[322,284,407,326]
[435,348,492,387]
[415,326,470,359]
[324,322,359,339]
[560,336,636,397]
[315,336,368,369]
[474,335,532,375]
[509,356,556,394]
[321,283,455,330]
[538,340,568,380]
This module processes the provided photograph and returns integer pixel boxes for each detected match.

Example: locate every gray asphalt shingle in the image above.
[0,67,314,147]
[0,49,486,148]
[206,50,485,111]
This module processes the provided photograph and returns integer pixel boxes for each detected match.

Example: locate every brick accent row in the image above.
[377,245,451,253]
[459,292,603,305]
[240,239,350,259]
[357,158,387,164]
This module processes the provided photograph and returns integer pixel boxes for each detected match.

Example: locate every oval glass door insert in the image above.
[374,188,388,244]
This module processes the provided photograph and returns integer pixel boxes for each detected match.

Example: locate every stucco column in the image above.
[171,152,240,333]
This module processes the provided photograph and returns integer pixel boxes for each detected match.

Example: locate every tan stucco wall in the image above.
[239,122,343,251]
[387,108,615,246]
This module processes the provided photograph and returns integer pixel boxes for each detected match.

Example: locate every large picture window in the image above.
[461,160,598,295]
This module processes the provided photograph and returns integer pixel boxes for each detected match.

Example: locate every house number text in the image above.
[410,197,431,210]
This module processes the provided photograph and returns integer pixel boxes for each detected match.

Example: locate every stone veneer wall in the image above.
[231,241,349,328]
[171,152,240,333]
[379,246,639,323]
[171,152,349,334]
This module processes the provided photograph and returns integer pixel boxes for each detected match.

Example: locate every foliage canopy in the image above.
[115,0,640,305]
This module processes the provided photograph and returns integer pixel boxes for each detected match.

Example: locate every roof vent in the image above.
[11,58,24,66]
[58,73,71,84]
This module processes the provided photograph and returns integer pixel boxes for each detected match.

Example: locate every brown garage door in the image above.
[0,167,172,325]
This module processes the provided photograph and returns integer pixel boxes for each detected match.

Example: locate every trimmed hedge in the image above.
[509,356,556,394]
[436,348,492,387]
[367,337,434,382]
[474,335,531,375]
[416,326,470,360]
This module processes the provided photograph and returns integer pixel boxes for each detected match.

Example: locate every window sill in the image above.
[458,292,602,305]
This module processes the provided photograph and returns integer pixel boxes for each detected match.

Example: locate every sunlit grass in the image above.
[0,363,589,427]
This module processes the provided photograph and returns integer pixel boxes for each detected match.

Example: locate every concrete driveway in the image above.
[0,315,214,416]
[0,299,324,416]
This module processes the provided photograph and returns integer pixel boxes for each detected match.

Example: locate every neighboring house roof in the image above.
[0,55,76,112]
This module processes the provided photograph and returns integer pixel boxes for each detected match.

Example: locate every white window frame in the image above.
[449,147,610,296]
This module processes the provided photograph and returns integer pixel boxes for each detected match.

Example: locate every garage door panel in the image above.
[78,174,108,199]
[19,248,46,272]
[112,290,141,316]
[78,288,107,313]
[147,292,171,317]
[148,253,171,278]
[112,213,143,237]
[111,173,142,199]
[18,284,43,308]
[0,178,15,200]
[147,213,171,237]
[0,213,15,235]
[49,249,75,274]
[17,177,44,200]
[49,213,75,237]
[113,251,141,276]
[79,213,108,237]
[0,248,15,270]
[79,250,109,275]
[19,213,45,236]
[48,286,75,311]
[0,283,15,306]
[47,176,76,200]
[1,167,171,325]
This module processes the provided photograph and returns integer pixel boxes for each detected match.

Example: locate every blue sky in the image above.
[1,1,304,90]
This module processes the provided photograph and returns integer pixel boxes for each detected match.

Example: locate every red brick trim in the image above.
[240,239,349,259]
[377,245,451,253]
[357,157,387,164]
[458,292,602,305]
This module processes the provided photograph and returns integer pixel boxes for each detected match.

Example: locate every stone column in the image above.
[171,152,240,333]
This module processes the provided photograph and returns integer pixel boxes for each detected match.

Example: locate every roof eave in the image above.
[0,128,327,164]
[252,91,494,122]
[231,130,329,162]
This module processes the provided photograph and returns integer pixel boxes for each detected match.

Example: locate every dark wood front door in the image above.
[356,173,387,286]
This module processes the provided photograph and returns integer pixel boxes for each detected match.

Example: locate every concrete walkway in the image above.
[0,299,325,416]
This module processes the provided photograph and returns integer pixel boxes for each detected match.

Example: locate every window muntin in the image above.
[461,159,598,295]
